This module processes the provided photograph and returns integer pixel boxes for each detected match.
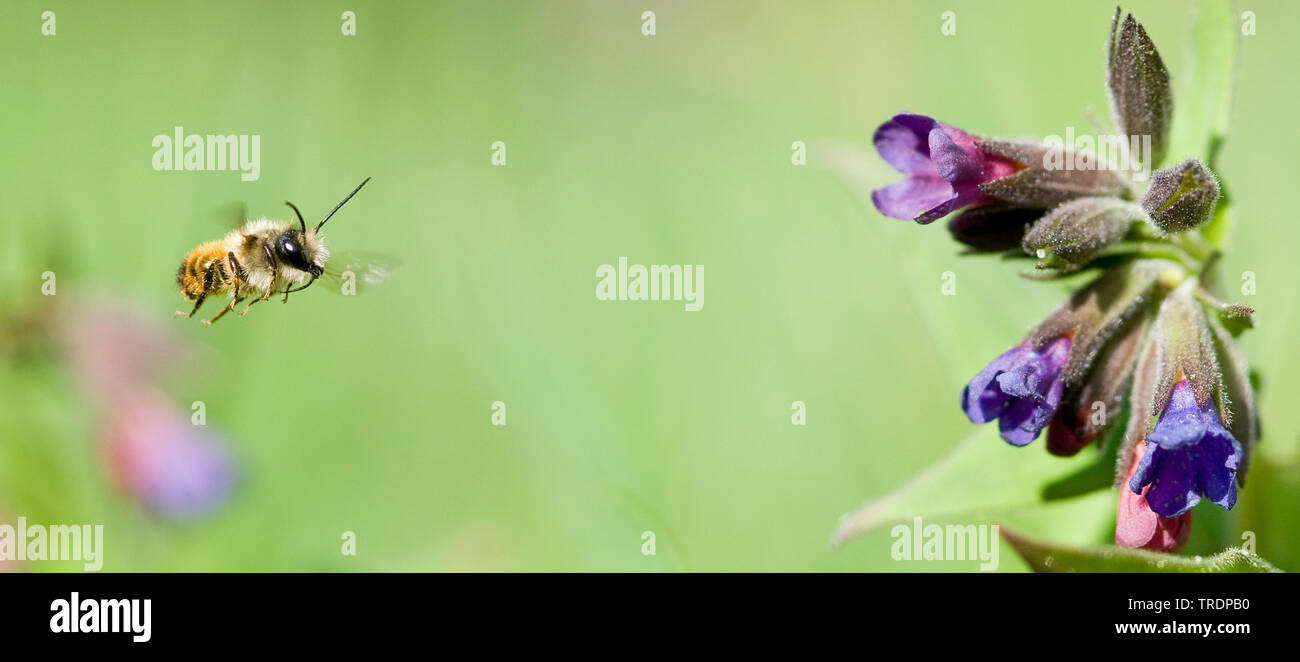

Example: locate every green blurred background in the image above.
[1,0,1296,571]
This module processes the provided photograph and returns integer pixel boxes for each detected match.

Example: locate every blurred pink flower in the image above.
[60,300,238,519]
[103,388,237,519]
[61,301,191,405]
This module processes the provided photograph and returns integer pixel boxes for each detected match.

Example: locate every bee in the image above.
[175,178,392,325]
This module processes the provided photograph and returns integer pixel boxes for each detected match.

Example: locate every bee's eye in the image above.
[275,234,313,271]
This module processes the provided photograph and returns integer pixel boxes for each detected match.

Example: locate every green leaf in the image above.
[1167,0,1240,170]
[832,426,1115,546]
[1001,527,1282,572]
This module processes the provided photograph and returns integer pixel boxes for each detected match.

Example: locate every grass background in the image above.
[0,0,1296,570]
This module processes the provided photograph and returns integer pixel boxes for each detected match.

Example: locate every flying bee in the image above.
[175,177,395,325]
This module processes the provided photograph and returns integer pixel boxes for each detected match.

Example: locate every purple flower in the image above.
[105,389,238,519]
[1128,380,1243,518]
[61,300,240,520]
[961,337,1071,445]
[871,112,1020,224]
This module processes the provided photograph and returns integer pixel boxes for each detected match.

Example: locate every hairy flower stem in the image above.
[1103,241,1202,272]
[1175,231,1214,263]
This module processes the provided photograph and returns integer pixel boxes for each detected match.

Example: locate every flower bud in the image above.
[1118,287,1244,518]
[946,202,1044,252]
[961,337,1071,446]
[1022,197,1141,270]
[1213,301,1255,337]
[1141,159,1220,234]
[1047,313,1148,456]
[975,139,1128,209]
[870,113,1022,224]
[1149,288,1220,409]
[1107,9,1172,169]
[1029,259,1171,389]
[1035,260,1176,455]
[963,259,1172,448]
[1116,442,1191,551]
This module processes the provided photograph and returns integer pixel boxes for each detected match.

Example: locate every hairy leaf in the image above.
[1002,527,1281,572]
[832,426,1110,546]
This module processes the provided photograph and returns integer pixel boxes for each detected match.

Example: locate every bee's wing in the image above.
[318,251,400,295]
[207,201,250,230]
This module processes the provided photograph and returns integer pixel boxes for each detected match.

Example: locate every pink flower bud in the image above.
[1116,442,1191,551]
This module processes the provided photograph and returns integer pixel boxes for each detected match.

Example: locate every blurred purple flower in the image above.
[871,112,1020,223]
[61,300,238,519]
[103,389,236,519]
[961,337,1071,446]
[1128,380,1242,518]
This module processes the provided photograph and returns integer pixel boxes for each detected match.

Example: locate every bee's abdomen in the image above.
[177,242,235,300]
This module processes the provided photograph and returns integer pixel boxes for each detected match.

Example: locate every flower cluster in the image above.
[870,9,1257,552]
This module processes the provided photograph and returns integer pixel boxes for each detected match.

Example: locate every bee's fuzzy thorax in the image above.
[224,217,327,295]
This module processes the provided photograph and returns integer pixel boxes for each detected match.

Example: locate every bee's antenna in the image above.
[315,177,371,232]
[285,201,306,234]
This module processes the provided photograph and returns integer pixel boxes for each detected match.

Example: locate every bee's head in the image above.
[273,228,323,277]
[278,178,370,291]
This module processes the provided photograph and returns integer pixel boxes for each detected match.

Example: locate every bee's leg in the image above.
[239,293,265,317]
[174,294,206,318]
[176,261,218,318]
[226,252,245,291]
[201,253,245,326]
[261,243,278,301]
[203,296,244,326]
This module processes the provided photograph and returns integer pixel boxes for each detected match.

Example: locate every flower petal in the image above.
[871,174,954,221]
[1140,444,1203,517]
[961,345,1033,423]
[1197,431,1242,510]
[873,116,938,175]
[1147,381,1207,450]
[912,186,982,225]
[998,396,1045,446]
[929,126,983,183]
